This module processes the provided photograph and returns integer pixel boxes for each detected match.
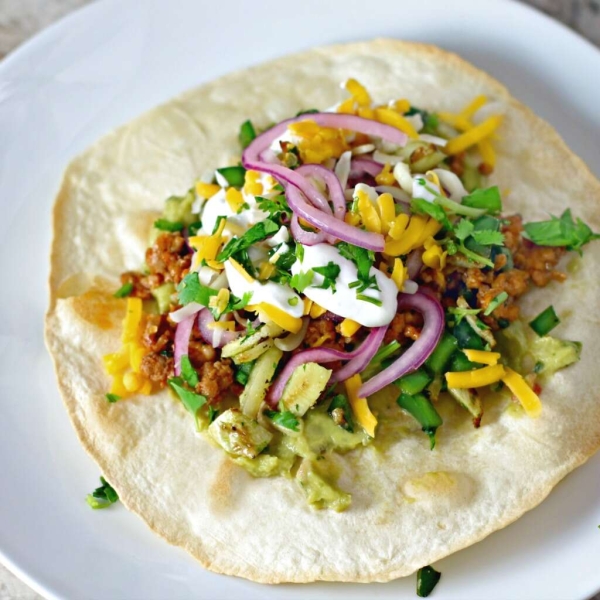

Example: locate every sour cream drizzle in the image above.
[224,260,304,318]
[291,244,397,327]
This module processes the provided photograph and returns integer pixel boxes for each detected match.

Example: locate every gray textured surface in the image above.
[0,1,598,598]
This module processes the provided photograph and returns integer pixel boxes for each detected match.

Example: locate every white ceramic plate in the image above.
[1,0,599,598]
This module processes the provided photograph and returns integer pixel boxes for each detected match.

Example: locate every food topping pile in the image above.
[102,80,598,510]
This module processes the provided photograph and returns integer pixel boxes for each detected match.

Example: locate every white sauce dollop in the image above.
[412,176,441,202]
[200,189,268,237]
[224,260,303,318]
[291,244,397,327]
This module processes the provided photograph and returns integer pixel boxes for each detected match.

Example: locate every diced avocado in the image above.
[151,282,175,314]
[447,387,483,427]
[498,319,581,376]
[208,408,272,459]
[531,337,581,375]
[232,454,282,477]
[284,410,368,459]
[281,362,332,417]
[296,459,351,512]
[239,346,283,418]
[163,189,197,227]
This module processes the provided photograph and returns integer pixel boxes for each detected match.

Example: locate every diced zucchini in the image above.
[232,339,274,364]
[448,387,483,427]
[163,189,196,226]
[281,362,332,417]
[208,409,272,459]
[221,323,283,359]
[151,282,175,314]
[240,347,283,418]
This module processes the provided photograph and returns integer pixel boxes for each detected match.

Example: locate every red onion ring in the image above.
[406,249,424,280]
[329,326,388,383]
[173,314,196,376]
[286,184,384,251]
[297,164,346,220]
[349,158,383,179]
[243,113,407,251]
[266,326,388,406]
[359,291,444,397]
[197,309,240,348]
[290,213,328,246]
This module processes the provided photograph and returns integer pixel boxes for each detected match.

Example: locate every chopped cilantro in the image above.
[238,120,256,149]
[177,273,217,306]
[235,361,255,386]
[154,218,184,232]
[523,209,600,254]
[105,393,120,403]
[357,294,382,307]
[180,355,199,387]
[217,219,280,262]
[337,241,378,293]
[113,282,133,298]
[265,409,300,432]
[216,165,246,188]
[447,305,481,324]
[484,291,509,316]
[470,230,505,246]
[313,261,341,292]
[256,195,292,220]
[86,476,119,510]
[188,220,203,236]
[458,242,495,268]
[462,186,502,214]
[290,269,314,293]
[295,243,305,262]
[411,198,452,230]
[168,377,207,428]
[454,218,474,241]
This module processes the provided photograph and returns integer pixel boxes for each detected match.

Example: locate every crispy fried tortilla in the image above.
[45,39,600,583]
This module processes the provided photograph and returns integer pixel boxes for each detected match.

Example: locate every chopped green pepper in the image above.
[216,165,247,187]
[417,565,441,597]
[453,319,486,350]
[529,305,560,337]
[448,351,482,372]
[113,282,133,298]
[397,393,443,450]
[238,120,256,149]
[395,368,432,395]
[425,332,458,374]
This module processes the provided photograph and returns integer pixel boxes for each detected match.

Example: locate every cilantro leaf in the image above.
[447,305,481,324]
[235,361,255,385]
[105,393,120,403]
[168,377,207,428]
[461,186,503,214]
[290,269,314,293]
[113,282,133,298]
[154,218,184,232]
[296,108,319,116]
[217,219,280,262]
[357,294,383,307]
[337,241,375,282]
[265,410,300,432]
[470,230,505,246]
[411,198,452,230]
[523,209,600,254]
[177,273,218,306]
[484,291,509,316]
[180,355,199,387]
[86,476,119,510]
[313,261,341,292]
[454,219,474,241]
[256,195,292,221]
[238,120,256,150]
